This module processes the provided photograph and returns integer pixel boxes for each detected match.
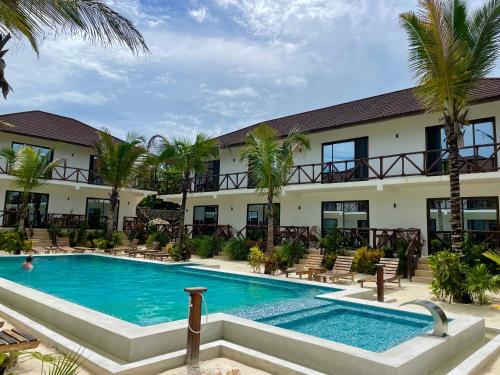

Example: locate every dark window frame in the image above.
[246,203,280,226]
[11,141,54,161]
[321,200,370,235]
[192,205,219,225]
[321,136,369,181]
[85,197,119,229]
[3,190,50,228]
[426,196,500,251]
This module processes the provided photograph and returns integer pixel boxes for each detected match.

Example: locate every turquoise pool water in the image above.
[0,255,434,352]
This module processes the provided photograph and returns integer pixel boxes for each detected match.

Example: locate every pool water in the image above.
[0,255,332,326]
[0,255,434,352]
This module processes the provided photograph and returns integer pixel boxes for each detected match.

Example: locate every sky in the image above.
[3,0,499,141]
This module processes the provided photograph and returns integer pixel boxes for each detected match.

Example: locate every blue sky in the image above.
[3,0,498,140]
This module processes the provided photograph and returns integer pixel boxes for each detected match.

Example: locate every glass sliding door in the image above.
[86,198,118,229]
[322,137,368,182]
[246,203,280,241]
[194,160,220,192]
[321,201,369,235]
[4,191,49,228]
[192,205,218,236]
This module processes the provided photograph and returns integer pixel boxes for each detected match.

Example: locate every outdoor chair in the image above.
[316,255,355,283]
[286,254,325,279]
[0,324,39,353]
[357,258,401,288]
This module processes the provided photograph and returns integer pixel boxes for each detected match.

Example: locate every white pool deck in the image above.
[0,254,494,375]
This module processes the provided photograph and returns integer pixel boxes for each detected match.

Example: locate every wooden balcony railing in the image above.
[158,143,500,194]
[429,229,500,253]
[0,160,156,191]
[47,214,112,230]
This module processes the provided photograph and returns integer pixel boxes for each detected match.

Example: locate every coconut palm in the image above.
[240,124,310,257]
[0,146,59,232]
[94,130,146,236]
[154,134,219,260]
[0,0,149,98]
[400,0,500,251]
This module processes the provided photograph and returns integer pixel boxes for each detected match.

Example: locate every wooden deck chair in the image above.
[286,254,324,279]
[56,237,75,253]
[0,328,39,353]
[316,256,355,283]
[358,258,401,288]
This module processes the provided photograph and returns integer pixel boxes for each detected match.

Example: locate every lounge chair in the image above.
[56,237,75,253]
[286,254,325,279]
[124,239,145,257]
[0,326,39,353]
[357,258,401,288]
[316,256,355,283]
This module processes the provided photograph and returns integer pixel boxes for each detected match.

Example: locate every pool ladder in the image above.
[400,299,448,337]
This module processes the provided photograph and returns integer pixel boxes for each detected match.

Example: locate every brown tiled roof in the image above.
[0,110,120,147]
[218,78,500,147]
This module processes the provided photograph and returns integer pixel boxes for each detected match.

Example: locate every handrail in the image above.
[158,143,500,194]
[0,160,156,191]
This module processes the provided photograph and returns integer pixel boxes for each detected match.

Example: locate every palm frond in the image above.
[0,0,149,54]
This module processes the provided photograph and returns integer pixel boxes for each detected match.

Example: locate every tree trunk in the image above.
[266,190,274,255]
[107,190,118,239]
[178,174,189,261]
[446,121,463,251]
[18,192,28,234]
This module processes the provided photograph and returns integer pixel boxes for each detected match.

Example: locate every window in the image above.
[246,203,280,241]
[86,198,118,229]
[88,156,103,185]
[246,204,280,226]
[194,160,220,192]
[193,205,218,236]
[321,201,369,235]
[427,197,498,253]
[12,142,53,159]
[3,191,49,228]
[425,119,496,173]
[322,137,368,181]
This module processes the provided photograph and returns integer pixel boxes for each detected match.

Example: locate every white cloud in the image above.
[189,7,210,23]
[216,86,258,98]
[14,91,112,107]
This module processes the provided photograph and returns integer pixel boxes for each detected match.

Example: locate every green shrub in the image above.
[0,231,32,254]
[462,237,490,268]
[223,238,248,260]
[192,236,219,258]
[248,246,266,272]
[353,247,384,274]
[93,238,108,250]
[111,231,123,248]
[278,241,306,267]
[384,239,409,277]
[323,253,337,270]
[429,250,464,303]
[465,264,500,305]
[263,252,281,275]
[169,244,182,261]
[145,231,170,249]
[320,228,343,254]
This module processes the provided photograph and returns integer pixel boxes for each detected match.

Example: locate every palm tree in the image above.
[400,0,500,251]
[94,130,146,236]
[154,134,219,260]
[0,0,149,98]
[0,146,59,232]
[240,124,310,257]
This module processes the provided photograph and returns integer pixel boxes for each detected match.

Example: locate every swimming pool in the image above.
[0,255,433,353]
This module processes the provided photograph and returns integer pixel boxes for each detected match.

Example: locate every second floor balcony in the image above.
[158,143,500,195]
[0,159,155,191]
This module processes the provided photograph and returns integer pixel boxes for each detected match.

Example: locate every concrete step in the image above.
[306,248,321,254]
[417,263,431,271]
[414,269,433,278]
[412,276,433,284]
[418,256,430,264]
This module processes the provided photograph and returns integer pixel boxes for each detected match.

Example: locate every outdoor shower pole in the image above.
[375,264,384,302]
[184,287,207,364]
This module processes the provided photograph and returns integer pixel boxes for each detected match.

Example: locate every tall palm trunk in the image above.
[446,120,463,251]
[178,172,189,261]
[266,190,274,255]
[18,191,28,233]
[107,190,118,238]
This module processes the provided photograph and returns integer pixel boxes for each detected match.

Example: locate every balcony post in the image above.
[376,264,384,302]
